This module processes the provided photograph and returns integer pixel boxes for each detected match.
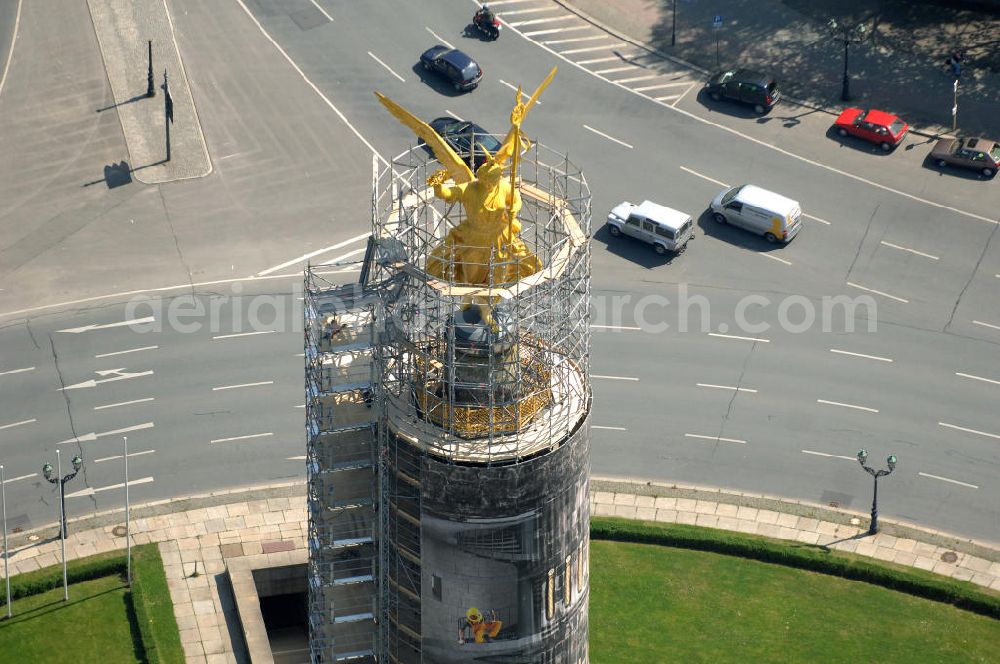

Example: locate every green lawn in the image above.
[0,575,142,663]
[590,540,1000,664]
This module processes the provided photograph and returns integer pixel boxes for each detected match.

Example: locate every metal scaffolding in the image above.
[308,141,591,663]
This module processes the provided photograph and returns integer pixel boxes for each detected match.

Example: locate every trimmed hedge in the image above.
[130,544,184,664]
[591,516,1000,620]
[1,550,125,605]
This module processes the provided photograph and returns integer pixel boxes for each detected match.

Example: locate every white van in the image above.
[709,185,802,244]
[607,200,694,255]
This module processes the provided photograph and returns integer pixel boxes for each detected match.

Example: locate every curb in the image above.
[591,476,1000,563]
[551,0,952,140]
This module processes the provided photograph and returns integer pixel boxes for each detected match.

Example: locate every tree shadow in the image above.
[644,0,1000,135]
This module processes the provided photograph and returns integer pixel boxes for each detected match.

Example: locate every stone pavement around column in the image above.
[559,0,1000,136]
[2,479,998,663]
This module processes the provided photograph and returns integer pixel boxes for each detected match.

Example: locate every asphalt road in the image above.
[1,0,998,543]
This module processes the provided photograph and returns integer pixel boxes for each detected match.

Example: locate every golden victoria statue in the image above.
[375,67,556,286]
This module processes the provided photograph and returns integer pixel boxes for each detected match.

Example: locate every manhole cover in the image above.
[941,551,958,563]
[112,525,128,538]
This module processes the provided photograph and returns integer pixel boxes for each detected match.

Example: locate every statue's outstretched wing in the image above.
[493,67,556,164]
[375,92,474,184]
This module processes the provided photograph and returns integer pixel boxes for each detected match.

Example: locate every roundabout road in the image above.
[1,0,998,543]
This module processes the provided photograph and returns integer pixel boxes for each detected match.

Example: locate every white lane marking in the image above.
[955,372,1000,386]
[0,418,35,431]
[918,472,978,489]
[563,44,631,56]
[210,432,274,444]
[213,330,277,340]
[592,425,627,431]
[57,421,155,445]
[880,241,939,260]
[543,35,609,45]
[307,0,333,22]
[761,253,792,266]
[592,374,639,381]
[634,81,693,92]
[445,109,462,120]
[294,404,305,408]
[846,282,909,304]
[504,7,561,16]
[256,232,369,277]
[367,51,405,83]
[498,79,540,103]
[488,0,538,5]
[313,246,367,268]
[212,380,274,391]
[576,55,624,65]
[286,455,307,461]
[523,25,590,37]
[801,449,855,461]
[939,422,1000,440]
[593,65,635,75]
[656,94,681,101]
[614,74,659,84]
[94,397,155,411]
[0,366,34,376]
[57,316,155,334]
[233,0,388,168]
[829,349,893,363]
[685,433,747,444]
[60,368,154,391]
[709,332,770,343]
[94,449,156,464]
[670,84,696,107]
[803,213,831,225]
[66,476,154,499]
[0,0,22,101]
[521,36,1000,226]
[582,124,633,149]
[2,472,37,485]
[95,345,158,358]
[973,320,1000,331]
[591,324,641,331]
[697,383,758,393]
[0,271,314,321]
[816,399,878,413]
[508,16,576,28]
[424,27,454,50]
[679,166,729,188]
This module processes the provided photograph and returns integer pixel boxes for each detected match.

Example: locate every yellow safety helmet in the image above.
[466,607,483,623]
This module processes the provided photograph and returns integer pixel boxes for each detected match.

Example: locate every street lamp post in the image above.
[828,19,868,102]
[43,450,82,601]
[857,449,896,536]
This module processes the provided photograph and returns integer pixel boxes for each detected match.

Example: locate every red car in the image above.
[834,108,909,151]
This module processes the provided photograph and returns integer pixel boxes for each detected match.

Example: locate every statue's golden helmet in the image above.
[475,152,504,182]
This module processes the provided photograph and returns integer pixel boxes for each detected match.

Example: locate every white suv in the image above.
[607,200,694,255]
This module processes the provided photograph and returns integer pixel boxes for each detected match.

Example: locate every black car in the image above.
[427,117,503,170]
[419,45,483,92]
[704,68,779,114]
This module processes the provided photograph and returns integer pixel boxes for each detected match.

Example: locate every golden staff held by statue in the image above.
[375,67,556,287]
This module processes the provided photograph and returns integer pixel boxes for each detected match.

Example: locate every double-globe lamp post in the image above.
[828,19,868,102]
[43,450,83,601]
[857,449,896,536]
